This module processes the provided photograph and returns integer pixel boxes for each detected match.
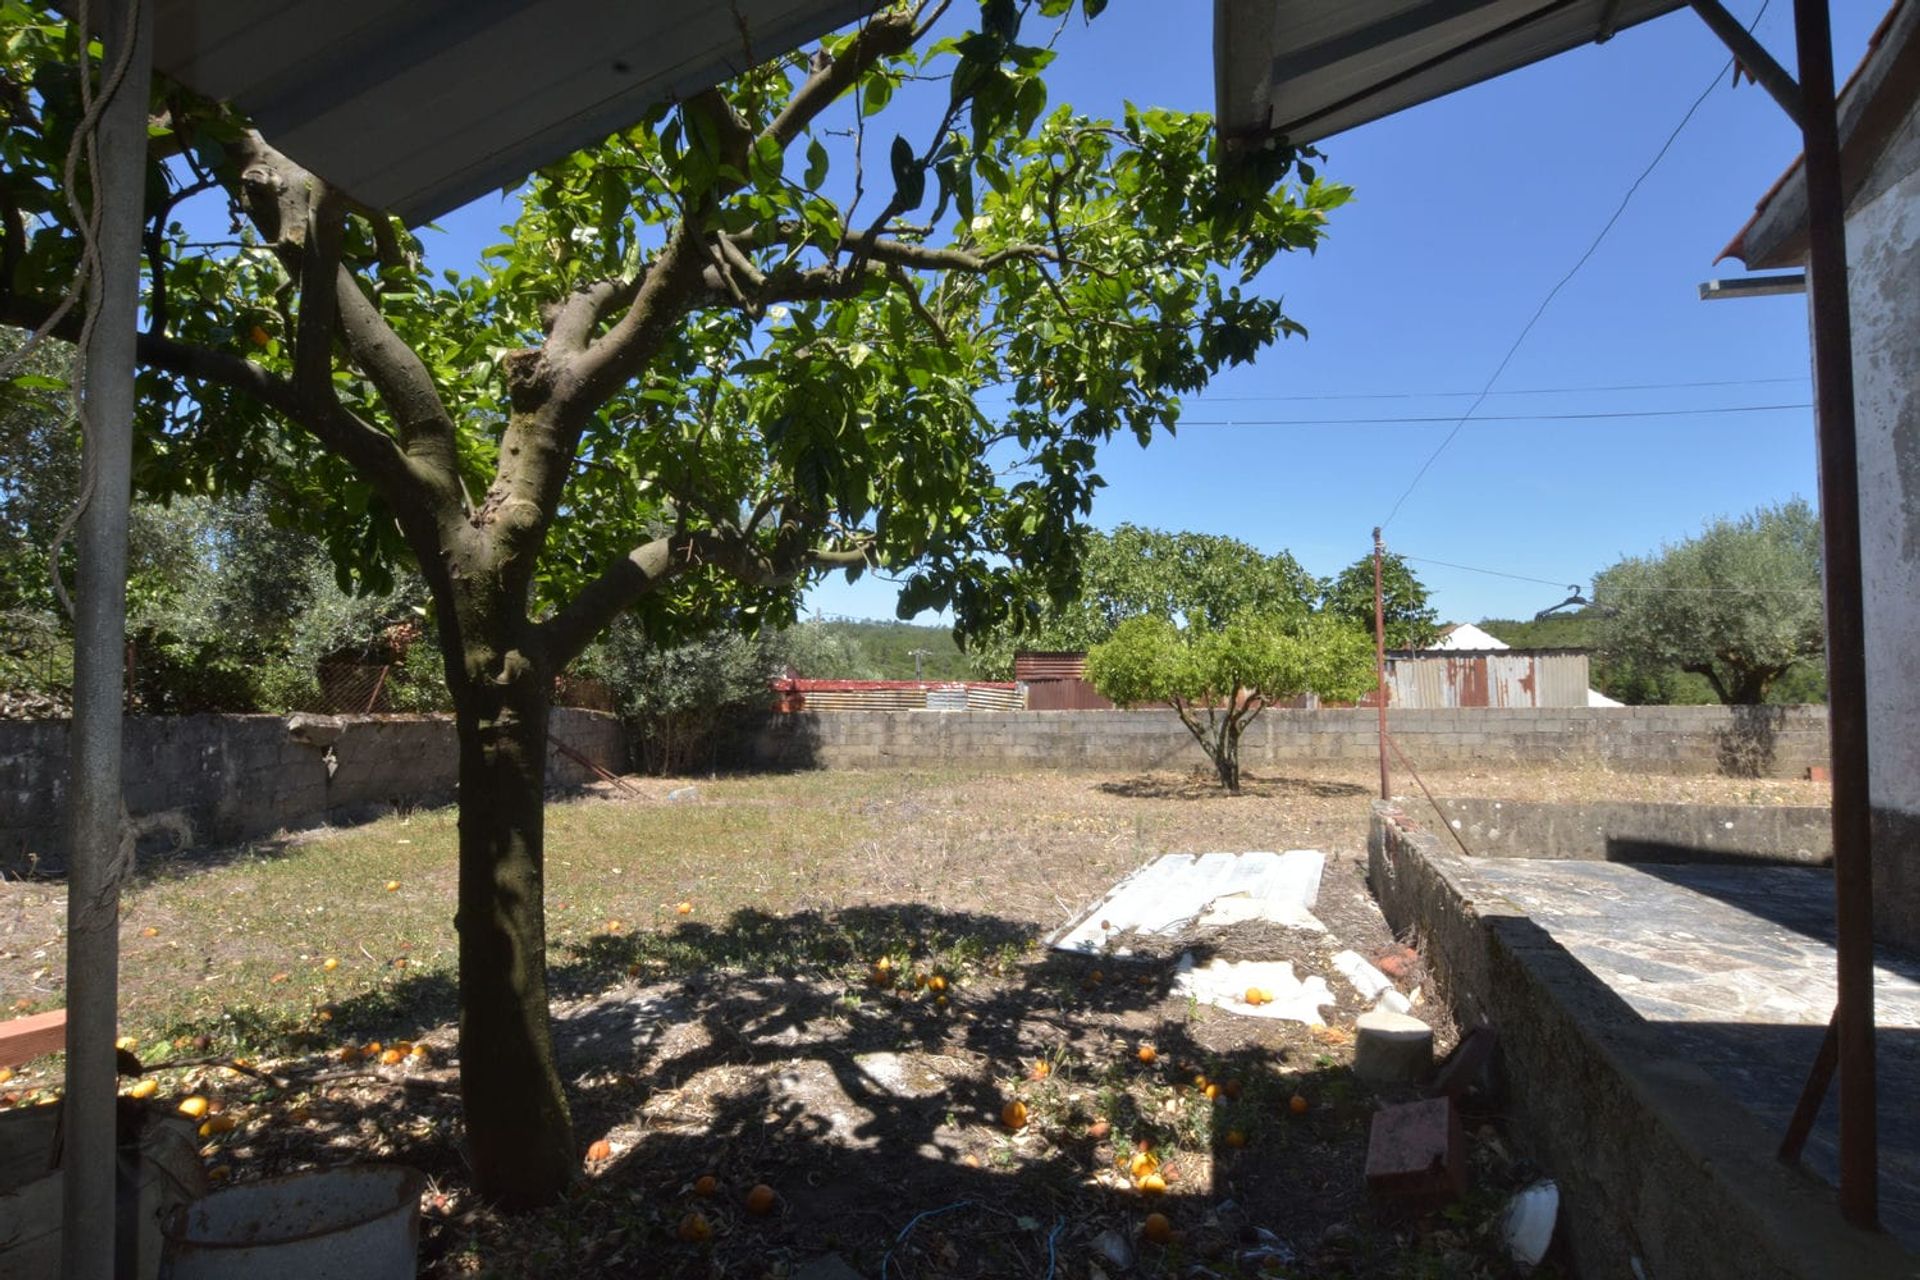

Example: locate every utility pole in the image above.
[909,648,932,680]
[1373,527,1390,801]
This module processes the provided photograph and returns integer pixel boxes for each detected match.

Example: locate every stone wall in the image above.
[730,705,1830,778]
[0,708,624,872]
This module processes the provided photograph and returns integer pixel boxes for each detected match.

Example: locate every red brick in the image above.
[1427,1025,1497,1100]
[1371,943,1419,981]
[1366,1097,1465,1209]
[0,1009,66,1067]
[1807,765,1830,783]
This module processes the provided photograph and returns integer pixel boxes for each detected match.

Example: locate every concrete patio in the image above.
[1370,802,1920,1280]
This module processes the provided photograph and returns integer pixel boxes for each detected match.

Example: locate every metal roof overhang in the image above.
[1723,0,1920,267]
[1214,0,1685,149]
[144,0,875,225]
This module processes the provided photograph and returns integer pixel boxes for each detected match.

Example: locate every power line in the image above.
[1180,402,1809,427]
[1184,375,1808,403]
[1404,552,1822,596]
[1378,0,1773,532]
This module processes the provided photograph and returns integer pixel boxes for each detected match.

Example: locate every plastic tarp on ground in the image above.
[1050,850,1326,955]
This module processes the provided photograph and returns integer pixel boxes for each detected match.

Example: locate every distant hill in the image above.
[793,618,979,680]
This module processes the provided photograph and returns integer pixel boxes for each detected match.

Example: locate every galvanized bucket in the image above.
[159,1164,424,1280]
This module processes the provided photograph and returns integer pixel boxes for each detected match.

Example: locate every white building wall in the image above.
[1847,94,1920,952]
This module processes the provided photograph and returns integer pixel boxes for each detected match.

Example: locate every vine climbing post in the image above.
[1373,527,1390,801]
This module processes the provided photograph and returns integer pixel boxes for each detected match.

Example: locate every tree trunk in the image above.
[1215,724,1242,794]
[453,667,575,1208]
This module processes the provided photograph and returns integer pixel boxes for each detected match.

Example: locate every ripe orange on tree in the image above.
[745,1183,778,1215]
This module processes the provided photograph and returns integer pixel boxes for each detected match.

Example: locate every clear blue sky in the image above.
[421,1,1883,627]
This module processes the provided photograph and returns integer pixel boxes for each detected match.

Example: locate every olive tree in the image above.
[1595,500,1823,705]
[0,0,1346,1204]
[1086,613,1373,792]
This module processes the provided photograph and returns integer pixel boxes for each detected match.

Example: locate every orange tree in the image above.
[1087,613,1374,793]
[0,0,1346,1205]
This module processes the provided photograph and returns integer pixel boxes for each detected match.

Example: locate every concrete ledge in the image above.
[1367,803,1912,1280]
[1432,798,1833,865]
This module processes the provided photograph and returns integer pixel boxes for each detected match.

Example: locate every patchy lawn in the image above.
[0,763,1826,1276]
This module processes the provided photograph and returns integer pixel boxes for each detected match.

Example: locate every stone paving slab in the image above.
[1471,859,1920,1249]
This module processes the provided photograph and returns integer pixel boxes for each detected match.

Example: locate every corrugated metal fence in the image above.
[1381,650,1589,708]
[1014,651,1115,710]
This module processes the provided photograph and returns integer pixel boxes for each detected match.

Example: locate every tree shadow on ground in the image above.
[1096,772,1374,802]
[153,902,1540,1279]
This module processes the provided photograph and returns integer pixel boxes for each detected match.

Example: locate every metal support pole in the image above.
[1792,0,1877,1231]
[1687,0,1805,125]
[62,2,152,1277]
[1373,527,1389,800]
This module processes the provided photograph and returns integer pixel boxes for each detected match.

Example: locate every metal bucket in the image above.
[159,1164,424,1280]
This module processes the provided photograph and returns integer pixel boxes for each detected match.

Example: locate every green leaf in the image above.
[749,132,786,189]
[804,137,829,189]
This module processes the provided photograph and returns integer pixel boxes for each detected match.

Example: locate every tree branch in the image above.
[538,526,871,669]
[763,7,920,152]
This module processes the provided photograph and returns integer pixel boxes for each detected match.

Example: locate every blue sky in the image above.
[419,1,1884,627]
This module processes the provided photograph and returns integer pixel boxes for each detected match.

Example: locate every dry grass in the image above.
[0,761,1828,1277]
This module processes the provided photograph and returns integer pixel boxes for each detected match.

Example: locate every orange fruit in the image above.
[926,974,947,993]
[745,1183,777,1215]
[693,1174,719,1198]
[1136,1172,1168,1195]
[410,1044,430,1061]
[385,880,401,893]
[675,1211,713,1243]
[248,325,270,347]
[1030,1061,1051,1080]
[1088,1119,1111,1140]
[675,901,693,915]
[379,1048,404,1066]
[177,1096,209,1120]
[1224,1128,1247,1148]
[1203,1083,1221,1102]
[604,919,622,934]
[366,1041,383,1055]
[0,1068,12,1086]
[1128,1150,1158,1179]
[127,1078,158,1100]
[140,926,159,938]
[1142,1211,1173,1243]
[1244,987,1267,1005]
[1001,1099,1028,1131]
[1289,1094,1309,1115]
[1136,1044,1156,1064]
[322,957,340,972]
[586,1138,613,1162]
[1192,1073,1209,1089]
[934,995,949,1008]
[198,1114,239,1137]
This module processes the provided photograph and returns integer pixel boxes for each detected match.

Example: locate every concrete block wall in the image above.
[729,705,1830,778]
[1,708,623,871]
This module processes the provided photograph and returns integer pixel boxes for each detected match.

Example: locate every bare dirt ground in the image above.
[0,762,1827,1277]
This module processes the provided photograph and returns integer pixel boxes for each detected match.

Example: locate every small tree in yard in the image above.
[1,1,1347,1206]
[1595,500,1824,705]
[1322,551,1439,650]
[1086,613,1373,793]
